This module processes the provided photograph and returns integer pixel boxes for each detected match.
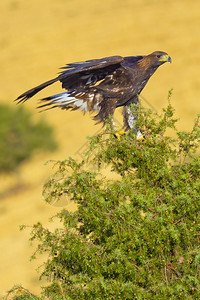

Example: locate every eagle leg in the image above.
[114,129,126,141]
[123,106,143,140]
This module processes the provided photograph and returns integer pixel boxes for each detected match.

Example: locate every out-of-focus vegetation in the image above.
[0,104,57,174]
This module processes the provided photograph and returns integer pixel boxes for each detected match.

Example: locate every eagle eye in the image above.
[156,54,161,58]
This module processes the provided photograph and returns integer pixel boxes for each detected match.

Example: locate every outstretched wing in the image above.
[16,56,124,103]
[58,56,123,90]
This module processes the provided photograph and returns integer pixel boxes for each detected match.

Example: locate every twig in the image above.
[57,279,66,300]
[164,265,168,286]
[5,285,38,299]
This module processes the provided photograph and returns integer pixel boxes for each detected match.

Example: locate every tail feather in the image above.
[15,77,58,103]
[37,91,90,113]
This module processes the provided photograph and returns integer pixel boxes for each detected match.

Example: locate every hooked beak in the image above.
[159,54,172,63]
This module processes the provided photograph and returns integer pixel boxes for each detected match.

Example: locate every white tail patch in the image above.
[75,99,88,112]
[39,91,99,113]
[56,93,89,112]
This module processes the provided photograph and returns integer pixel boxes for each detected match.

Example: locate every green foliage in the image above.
[0,104,57,173]
[8,98,200,299]
[5,285,41,300]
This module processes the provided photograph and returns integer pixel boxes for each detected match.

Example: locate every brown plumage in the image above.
[16,51,171,132]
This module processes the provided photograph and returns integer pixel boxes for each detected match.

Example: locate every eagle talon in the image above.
[136,131,144,140]
[114,130,126,141]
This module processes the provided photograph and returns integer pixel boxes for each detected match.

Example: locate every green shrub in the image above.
[0,104,57,173]
[7,98,200,299]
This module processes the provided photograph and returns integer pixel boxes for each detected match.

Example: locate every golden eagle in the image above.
[16,51,171,135]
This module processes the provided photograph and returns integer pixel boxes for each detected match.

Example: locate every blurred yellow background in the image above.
[0,0,200,296]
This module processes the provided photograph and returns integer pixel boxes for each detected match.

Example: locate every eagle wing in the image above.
[16,56,124,103]
[58,56,124,90]
[122,55,144,67]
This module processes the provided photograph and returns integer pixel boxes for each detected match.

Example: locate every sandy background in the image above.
[0,0,200,297]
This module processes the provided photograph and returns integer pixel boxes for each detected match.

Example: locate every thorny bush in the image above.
[7,95,200,299]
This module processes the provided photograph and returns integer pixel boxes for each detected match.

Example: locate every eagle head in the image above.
[138,51,172,69]
[151,51,172,65]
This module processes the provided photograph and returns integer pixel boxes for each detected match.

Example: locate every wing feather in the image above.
[16,56,124,102]
[122,55,144,67]
[58,56,123,90]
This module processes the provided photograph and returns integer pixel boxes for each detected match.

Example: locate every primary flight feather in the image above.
[16,51,171,132]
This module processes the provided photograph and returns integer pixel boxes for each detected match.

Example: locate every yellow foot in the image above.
[136,131,144,140]
[114,130,126,141]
